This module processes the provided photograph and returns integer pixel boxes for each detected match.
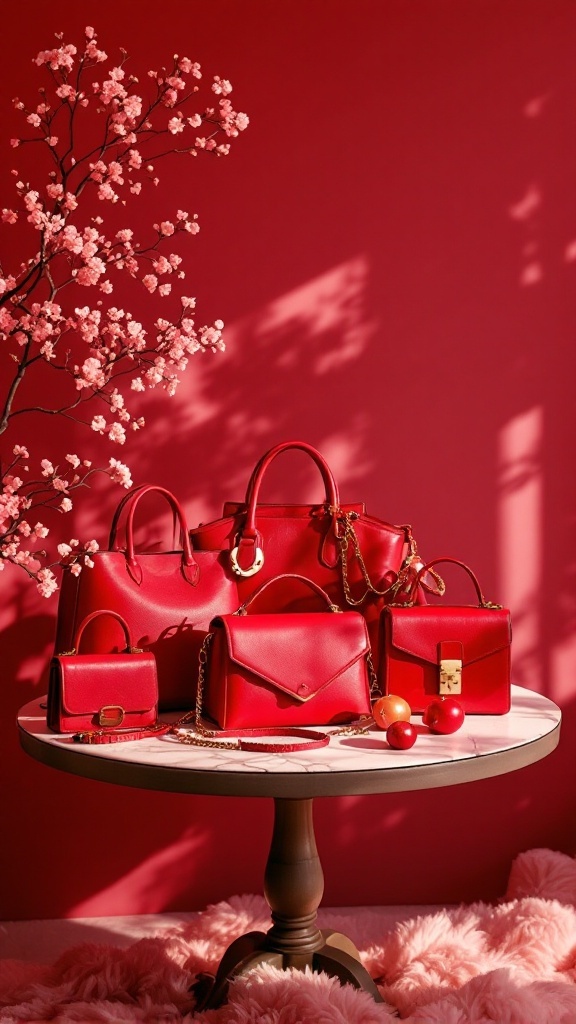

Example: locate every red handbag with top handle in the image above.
[200,574,375,730]
[190,440,436,679]
[54,485,239,710]
[48,609,159,733]
[381,557,512,715]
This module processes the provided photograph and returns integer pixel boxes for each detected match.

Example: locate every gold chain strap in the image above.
[334,509,445,606]
[171,633,235,748]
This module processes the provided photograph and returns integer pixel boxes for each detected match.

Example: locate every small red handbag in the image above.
[380,558,512,715]
[47,609,160,734]
[199,574,375,731]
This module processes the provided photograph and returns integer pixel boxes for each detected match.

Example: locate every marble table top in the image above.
[18,685,561,798]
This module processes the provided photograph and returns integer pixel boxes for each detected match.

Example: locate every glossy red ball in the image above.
[423,697,465,734]
[386,720,418,750]
[372,694,412,730]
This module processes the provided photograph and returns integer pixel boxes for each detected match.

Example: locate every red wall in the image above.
[1,0,575,920]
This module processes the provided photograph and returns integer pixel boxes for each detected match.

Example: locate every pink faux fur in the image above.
[1,848,576,1023]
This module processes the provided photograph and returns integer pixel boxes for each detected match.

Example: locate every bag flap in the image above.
[54,654,158,715]
[386,607,511,666]
[216,612,370,701]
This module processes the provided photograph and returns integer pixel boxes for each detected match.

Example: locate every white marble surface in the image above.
[19,685,561,797]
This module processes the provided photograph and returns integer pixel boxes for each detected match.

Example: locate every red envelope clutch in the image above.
[200,574,374,730]
[381,558,511,715]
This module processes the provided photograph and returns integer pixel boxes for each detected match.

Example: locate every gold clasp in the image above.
[229,544,265,577]
[439,659,462,695]
[98,705,125,727]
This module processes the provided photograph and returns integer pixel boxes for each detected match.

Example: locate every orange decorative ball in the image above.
[372,694,412,730]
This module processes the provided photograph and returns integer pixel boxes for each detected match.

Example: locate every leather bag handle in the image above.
[236,573,343,615]
[407,557,499,608]
[245,441,340,521]
[71,609,135,653]
[109,484,182,551]
[109,485,199,587]
[230,441,341,577]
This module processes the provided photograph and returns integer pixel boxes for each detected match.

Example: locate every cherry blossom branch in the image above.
[0,25,249,595]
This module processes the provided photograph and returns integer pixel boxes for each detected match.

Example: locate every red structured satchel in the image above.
[54,485,239,710]
[190,441,437,678]
[47,610,159,734]
[198,574,376,731]
[381,558,512,715]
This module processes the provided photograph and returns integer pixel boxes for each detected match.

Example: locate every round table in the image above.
[18,685,561,1007]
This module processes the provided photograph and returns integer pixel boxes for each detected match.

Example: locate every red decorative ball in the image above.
[386,720,418,750]
[423,697,465,734]
[372,694,412,730]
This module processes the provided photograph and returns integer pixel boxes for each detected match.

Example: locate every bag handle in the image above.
[68,609,137,654]
[109,485,199,587]
[236,572,343,615]
[402,557,502,609]
[230,441,341,578]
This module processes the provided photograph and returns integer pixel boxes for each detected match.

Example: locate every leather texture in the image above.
[54,485,240,710]
[189,440,412,674]
[202,575,373,729]
[47,610,159,733]
[381,558,512,715]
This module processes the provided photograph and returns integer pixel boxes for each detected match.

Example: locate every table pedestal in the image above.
[196,797,382,1009]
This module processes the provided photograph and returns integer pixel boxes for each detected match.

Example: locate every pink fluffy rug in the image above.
[2,848,576,1023]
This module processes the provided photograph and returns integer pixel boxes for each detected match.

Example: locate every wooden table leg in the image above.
[197,797,383,1008]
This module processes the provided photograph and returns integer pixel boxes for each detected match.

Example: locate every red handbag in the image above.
[197,574,375,731]
[381,557,512,715]
[47,610,159,734]
[190,441,435,676]
[54,485,240,710]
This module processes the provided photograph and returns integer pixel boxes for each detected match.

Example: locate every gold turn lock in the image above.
[439,659,462,695]
[98,705,125,727]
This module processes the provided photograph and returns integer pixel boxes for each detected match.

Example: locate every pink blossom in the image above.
[60,497,73,512]
[142,274,158,293]
[123,95,142,119]
[36,567,58,598]
[34,524,49,539]
[91,415,107,433]
[57,542,73,557]
[2,209,18,224]
[168,117,184,134]
[108,458,132,487]
[159,221,175,236]
[26,113,42,127]
[40,459,54,477]
[13,445,29,459]
[10,139,20,147]
[158,283,171,296]
[70,563,82,576]
[108,423,126,444]
[212,76,233,96]
[130,377,145,392]
[65,454,81,468]
[187,114,202,128]
[129,182,142,195]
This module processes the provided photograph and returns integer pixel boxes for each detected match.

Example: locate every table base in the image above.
[194,797,383,1009]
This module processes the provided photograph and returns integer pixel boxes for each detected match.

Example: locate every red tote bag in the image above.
[54,485,239,710]
[189,440,432,675]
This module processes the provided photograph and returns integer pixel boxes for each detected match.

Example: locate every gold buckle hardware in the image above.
[229,544,265,578]
[439,659,462,695]
[98,705,125,727]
